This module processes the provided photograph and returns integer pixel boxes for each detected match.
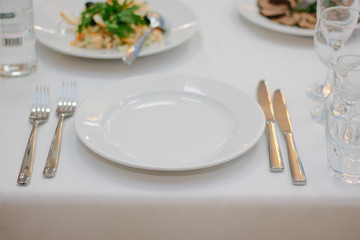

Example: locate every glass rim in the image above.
[319,6,360,30]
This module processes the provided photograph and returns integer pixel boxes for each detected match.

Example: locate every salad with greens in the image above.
[60,0,163,50]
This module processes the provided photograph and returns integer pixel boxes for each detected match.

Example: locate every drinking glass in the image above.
[311,7,360,122]
[307,0,360,103]
[325,55,360,183]
[325,92,360,183]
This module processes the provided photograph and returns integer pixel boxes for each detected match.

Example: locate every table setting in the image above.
[1,0,360,239]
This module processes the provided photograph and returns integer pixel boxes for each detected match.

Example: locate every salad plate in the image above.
[236,0,313,37]
[34,0,197,59]
[74,74,266,171]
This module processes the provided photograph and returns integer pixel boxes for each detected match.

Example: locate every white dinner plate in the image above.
[34,0,197,59]
[74,74,266,171]
[236,0,313,37]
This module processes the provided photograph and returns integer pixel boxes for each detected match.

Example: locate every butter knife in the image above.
[257,80,284,172]
[273,89,307,185]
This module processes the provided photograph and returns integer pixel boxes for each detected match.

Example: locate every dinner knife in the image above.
[273,89,307,185]
[257,80,284,172]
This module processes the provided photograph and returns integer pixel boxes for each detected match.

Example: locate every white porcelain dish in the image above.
[74,74,266,171]
[34,0,197,59]
[236,0,313,37]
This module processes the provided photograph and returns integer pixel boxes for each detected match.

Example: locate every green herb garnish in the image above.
[78,0,147,38]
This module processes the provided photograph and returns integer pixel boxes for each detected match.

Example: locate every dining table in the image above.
[1,0,360,239]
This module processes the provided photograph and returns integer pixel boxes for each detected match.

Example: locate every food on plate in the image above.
[60,0,163,50]
[258,0,316,29]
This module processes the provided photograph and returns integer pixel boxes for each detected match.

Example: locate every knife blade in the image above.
[273,89,307,185]
[257,80,284,172]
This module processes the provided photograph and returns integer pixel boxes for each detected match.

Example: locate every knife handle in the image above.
[284,132,307,185]
[266,121,284,172]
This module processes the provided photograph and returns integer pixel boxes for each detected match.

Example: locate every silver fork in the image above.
[294,0,316,10]
[43,80,77,177]
[18,86,51,185]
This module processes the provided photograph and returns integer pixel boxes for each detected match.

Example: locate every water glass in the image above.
[325,92,360,183]
[0,0,37,77]
[307,0,360,103]
[311,7,360,123]
[325,55,360,183]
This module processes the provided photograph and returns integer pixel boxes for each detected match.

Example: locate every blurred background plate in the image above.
[34,0,197,59]
[236,0,313,37]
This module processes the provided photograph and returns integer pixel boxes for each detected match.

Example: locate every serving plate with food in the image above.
[34,0,197,59]
[236,0,315,37]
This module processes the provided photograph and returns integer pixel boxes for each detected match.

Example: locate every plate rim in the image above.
[74,73,266,171]
[34,0,198,59]
[235,0,314,37]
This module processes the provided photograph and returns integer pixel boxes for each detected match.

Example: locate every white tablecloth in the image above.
[1,0,360,239]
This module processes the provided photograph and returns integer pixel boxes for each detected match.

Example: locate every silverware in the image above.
[294,0,316,10]
[18,86,50,185]
[122,12,165,65]
[273,89,307,185]
[257,80,284,172]
[43,81,77,177]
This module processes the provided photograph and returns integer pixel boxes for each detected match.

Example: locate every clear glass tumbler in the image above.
[325,55,360,183]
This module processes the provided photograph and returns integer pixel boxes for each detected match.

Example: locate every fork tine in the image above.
[41,86,46,114]
[70,80,76,104]
[42,86,50,116]
[41,86,45,114]
[70,81,76,106]
[66,81,71,107]
[46,86,50,110]
[37,86,42,118]
[70,81,75,101]
[62,80,68,108]
[37,86,42,113]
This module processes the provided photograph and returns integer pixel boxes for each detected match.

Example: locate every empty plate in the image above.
[74,74,265,170]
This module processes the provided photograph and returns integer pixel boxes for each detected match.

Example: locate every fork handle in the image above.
[43,114,64,177]
[122,28,153,65]
[18,122,38,185]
